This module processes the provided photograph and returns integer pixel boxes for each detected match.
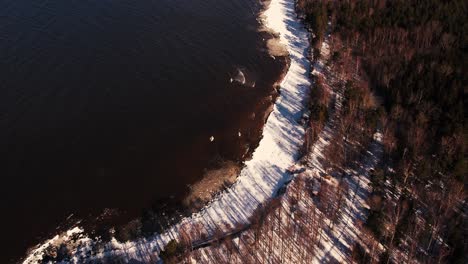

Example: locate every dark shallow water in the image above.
[0,0,286,262]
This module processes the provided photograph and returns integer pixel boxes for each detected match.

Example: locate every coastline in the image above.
[19,50,290,264]
[23,0,311,262]
[161,10,385,262]
[149,0,312,255]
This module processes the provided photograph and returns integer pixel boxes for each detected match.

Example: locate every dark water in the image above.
[0,0,285,262]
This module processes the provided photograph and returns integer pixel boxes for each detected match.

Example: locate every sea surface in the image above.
[0,0,286,262]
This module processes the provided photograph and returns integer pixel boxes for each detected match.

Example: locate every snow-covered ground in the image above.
[192,131,383,263]
[189,23,384,263]
[23,0,312,262]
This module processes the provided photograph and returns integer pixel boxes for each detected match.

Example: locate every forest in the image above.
[297,0,466,263]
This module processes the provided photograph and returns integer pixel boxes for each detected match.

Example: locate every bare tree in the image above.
[384,199,408,264]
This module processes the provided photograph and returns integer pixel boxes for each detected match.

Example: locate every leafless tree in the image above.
[384,199,408,264]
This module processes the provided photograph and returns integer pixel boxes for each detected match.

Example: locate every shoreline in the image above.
[164,10,385,262]
[22,0,310,262]
[150,0,313,250]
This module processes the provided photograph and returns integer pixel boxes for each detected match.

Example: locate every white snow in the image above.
[140,0,311,257]
[189,36,385,261]
[23,0,312,262]
[191,129,383,263]
[179,5,385,262]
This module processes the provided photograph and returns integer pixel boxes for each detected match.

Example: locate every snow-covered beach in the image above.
[23,0,312,262]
